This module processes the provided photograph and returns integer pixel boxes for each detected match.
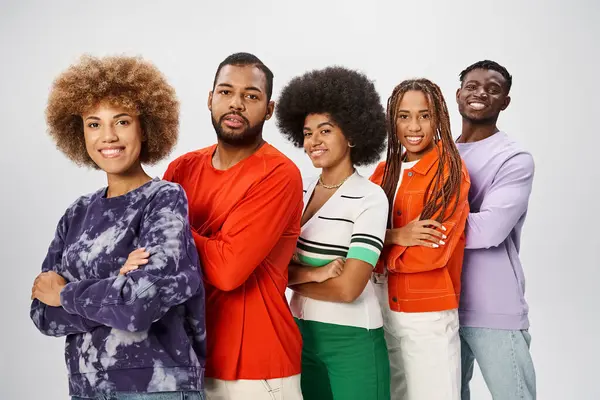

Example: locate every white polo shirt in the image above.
[290,172,389,329]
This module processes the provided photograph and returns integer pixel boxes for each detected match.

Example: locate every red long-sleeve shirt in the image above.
[164,143,303,380]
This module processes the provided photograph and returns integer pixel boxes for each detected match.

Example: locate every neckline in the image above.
[403,159,419,168]
[300,172,358,230]
[100,177,158,202]
[456,131,504,146]
[207,142,269,173]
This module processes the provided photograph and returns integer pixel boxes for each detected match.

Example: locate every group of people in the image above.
[29,52,536,400]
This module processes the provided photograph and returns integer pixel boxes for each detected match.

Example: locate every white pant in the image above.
[374,279,461,400]
[205,374,303,400]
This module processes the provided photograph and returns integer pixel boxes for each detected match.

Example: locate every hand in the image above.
[119,248,150,275]
[31,271,67,306]
[312,258,345,283]
[386,217,447,248]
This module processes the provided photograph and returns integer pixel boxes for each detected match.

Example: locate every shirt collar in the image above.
[407,141,443,175]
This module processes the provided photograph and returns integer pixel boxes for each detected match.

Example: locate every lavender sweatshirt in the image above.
[456,131,535,330]
[30,178,206,398]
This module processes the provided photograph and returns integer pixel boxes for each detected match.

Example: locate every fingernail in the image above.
[440,240,446,245]
[432,244,439,248]
[442,234,447,239]
[442,226,447,231]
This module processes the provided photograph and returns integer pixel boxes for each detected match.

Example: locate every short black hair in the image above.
[459,60,512,93]
[213,52,274,101]
[276,66,386,166]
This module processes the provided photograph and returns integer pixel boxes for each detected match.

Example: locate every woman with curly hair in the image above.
[276,67,390,400]
[29,55,206,400]
[369,79,471,400]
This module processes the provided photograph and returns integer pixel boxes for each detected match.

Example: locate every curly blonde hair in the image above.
[46,55,180,167]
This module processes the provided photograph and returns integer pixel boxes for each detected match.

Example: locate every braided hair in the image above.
[380,79,463,224]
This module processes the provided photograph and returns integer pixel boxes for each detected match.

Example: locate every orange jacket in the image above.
[370,144,471,313]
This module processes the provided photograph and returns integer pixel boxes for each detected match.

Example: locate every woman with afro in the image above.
[29,55,206,400]
[276,67,390,400]
[370,79,471,400]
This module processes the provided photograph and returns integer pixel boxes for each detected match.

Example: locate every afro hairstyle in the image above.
[45,54,179,168]
[275,66,386,166]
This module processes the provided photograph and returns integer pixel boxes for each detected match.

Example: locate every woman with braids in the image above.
[370,79,471,400]
[29,55,206,400]
[276,67,390,400]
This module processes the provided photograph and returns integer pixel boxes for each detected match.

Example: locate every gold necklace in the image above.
[318,170,355,189]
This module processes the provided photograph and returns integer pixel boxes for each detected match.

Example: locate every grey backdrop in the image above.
[1,0,598,398]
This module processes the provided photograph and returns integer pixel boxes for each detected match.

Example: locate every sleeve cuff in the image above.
[60,282,78,314]
[192,231,207,245]
[347,246,380,268]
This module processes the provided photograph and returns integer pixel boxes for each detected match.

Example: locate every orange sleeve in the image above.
[194,163,303,291]
[369,162,386,186]
[388,170,471,274]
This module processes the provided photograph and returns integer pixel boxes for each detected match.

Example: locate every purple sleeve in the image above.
[59,188,202,332]
[30,300,103,337]
[30,214,103,337]
[465,153,534,249]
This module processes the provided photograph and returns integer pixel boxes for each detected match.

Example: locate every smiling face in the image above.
[456,68,511,124]
[302,113,352,169]
[395,90,436,161]
[208,64,274,146]
[82,103,144,175]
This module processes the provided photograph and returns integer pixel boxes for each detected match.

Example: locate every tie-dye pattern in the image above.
[30,178,206,398]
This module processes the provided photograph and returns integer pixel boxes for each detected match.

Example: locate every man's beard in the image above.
[212,112,265,147]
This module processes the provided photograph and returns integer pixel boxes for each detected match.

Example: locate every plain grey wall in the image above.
[1,0,598,398]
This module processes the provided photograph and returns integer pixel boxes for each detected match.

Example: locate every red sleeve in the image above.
[194,163,303,291]
[388,169,470,274]
[163,158,180,183]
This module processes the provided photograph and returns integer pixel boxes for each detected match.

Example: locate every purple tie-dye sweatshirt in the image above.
[30,178,206,398]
